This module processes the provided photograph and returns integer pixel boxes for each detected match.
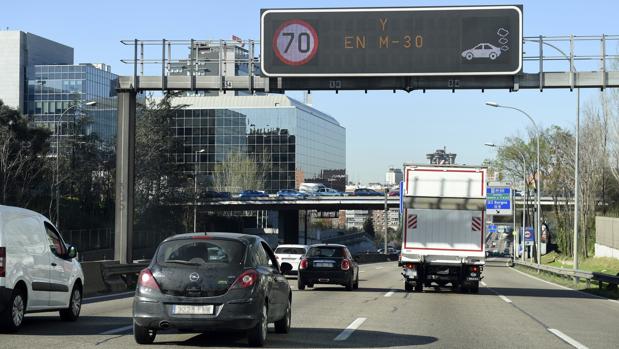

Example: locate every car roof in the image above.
[276,244,308,248]
[0,205,48,221]
[162,232,261,245]
[309,243,347,248]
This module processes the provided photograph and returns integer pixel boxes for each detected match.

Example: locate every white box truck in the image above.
[400,164,486,293]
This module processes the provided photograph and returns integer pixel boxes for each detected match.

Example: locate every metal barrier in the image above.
[592,272,619,290]
[514,260,598,287]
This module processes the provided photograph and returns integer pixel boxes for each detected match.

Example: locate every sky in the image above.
[2,0,617,183]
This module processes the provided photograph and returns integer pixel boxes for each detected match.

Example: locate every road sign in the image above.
[486,183,512,216]
[521,226,534,245]
[487,224,497,233]
[261,6,523,77]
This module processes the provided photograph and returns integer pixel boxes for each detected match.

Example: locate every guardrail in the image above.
[513,260,619,291]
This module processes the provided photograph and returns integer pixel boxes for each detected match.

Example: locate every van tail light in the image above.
[299,258,308,270]
[0,247,5,277]
[341,259,351,271]
[231,269,258,289]
[405,263,415,270]
[138,268,160,293]
[470,266,479,273]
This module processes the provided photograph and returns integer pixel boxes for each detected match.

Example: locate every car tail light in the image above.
[231,269,258,289]
[341,259,351,271]
[405,263,415,270]
[192,235,211,240]
[0,247,5,277]
[138,268,160,293]
[299,258,308,270]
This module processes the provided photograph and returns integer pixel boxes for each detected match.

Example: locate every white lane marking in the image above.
[100,325,133,335]
[548,329,589,349]
[375,267,384,270]
[480,281,487,287]
[84,291,135,302]
[334,317,367,341]
[511,267,619,305]
[360,270,366,273]
[384,290,395,297]
[498,295,512,303]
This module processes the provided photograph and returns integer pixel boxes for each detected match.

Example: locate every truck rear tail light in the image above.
[470,266,479,273]
[0,247,5,277]
[138,268,160,293]
[341,259,350,271]
[299,258,308,270]
[231,269,258,289]
[405,263,415,270]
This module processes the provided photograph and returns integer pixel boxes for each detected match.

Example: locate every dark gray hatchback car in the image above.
[132,233,292,346]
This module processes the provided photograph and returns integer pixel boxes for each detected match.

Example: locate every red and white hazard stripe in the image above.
[471,217,482,231]
[407,214,418,229]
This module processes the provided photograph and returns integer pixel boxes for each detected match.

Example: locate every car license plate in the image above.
[172,305,214,315]
[314,262,333,268]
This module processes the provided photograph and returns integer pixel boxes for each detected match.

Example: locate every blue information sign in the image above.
[486,185,512,215]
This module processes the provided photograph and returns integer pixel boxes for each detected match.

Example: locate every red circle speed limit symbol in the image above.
[272,19,319,66]
[524,231,531,239]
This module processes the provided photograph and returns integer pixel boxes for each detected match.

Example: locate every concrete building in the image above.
[0,31,73,112]
[386,167,403,186]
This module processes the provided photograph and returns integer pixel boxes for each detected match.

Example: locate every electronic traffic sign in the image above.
[486,182,512,216]
[261,6,522,77]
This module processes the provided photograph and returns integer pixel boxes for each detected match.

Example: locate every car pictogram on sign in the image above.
[272,19,319,66]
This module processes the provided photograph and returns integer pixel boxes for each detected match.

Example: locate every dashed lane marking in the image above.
[334,317,367,341]
[498,295,512,303]
[480,281,487,287]
[384,290,395,297]
[548,329,589,349]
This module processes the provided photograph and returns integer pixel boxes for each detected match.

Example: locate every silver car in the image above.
[461,43,502,60]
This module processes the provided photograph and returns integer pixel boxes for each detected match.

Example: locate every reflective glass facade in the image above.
[27,64,118,147]
[170,95,346,193]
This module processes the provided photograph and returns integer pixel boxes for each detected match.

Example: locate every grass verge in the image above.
[514,264,619,300]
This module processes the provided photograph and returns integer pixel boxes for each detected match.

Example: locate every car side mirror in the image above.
[66,245,78,259]
[280,263,292,274]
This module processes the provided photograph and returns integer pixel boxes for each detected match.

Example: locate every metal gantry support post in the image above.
[114,91,136,264]
[384,189,388,254]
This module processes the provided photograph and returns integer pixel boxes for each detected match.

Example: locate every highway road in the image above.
[1,260,618,348]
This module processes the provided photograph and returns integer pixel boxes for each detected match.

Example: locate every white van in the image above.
[0,205,84,331]
[298,183,326,195]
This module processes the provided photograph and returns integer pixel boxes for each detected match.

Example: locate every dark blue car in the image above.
[276,189,308,199]
[239,190,269,198]
[353,188,384,196]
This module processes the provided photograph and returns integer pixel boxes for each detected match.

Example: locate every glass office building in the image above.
[168,94,346,193]
[27,63,118,148]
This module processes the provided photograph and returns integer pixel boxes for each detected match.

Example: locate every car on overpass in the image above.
[0,205,84,332]
[132,233,292,346]
[238,190,269,198]
[276,189,308,199]
[353,188,384,196]
[314,187,345,197]
[297,244,359,291]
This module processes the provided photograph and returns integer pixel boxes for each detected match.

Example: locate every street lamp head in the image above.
[198,149,205,153]
[85,101,97,106]
[485,101,499,107]
[484,143,497,147]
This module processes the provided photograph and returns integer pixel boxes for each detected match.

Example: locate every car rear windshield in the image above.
[275,247,306,255]
[307,246,344,258]
[156,238,245,266]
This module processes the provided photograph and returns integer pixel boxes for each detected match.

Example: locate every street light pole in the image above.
[485,143,526,261]
[384,187,388,255]
[486,102,541,267]
[53,100,97,228]
[194,149,205,233]
[528,37,580,273]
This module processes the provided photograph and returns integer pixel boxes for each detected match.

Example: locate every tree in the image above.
[212,151,268,193]
[134,94,188,233]
[363,216,375,236]
[0,100,52,209]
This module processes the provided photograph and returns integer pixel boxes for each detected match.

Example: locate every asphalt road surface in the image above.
[2,260,618,348]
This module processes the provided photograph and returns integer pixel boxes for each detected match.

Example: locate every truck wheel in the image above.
[414,282,423,292]
[469,282,479,294]
[405,282,413,292]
